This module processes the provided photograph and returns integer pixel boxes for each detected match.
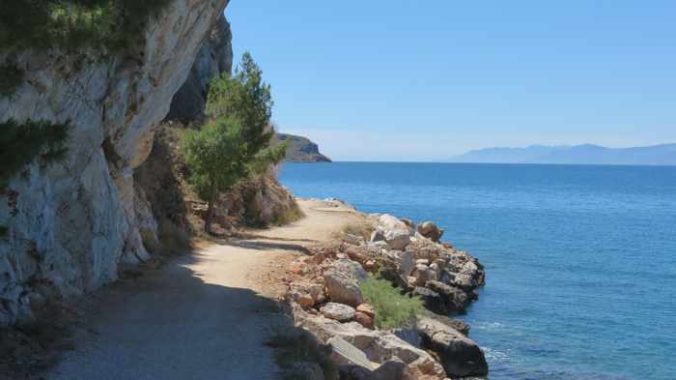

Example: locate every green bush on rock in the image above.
[360,275,424,329]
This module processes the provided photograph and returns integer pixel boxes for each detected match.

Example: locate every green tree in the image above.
[181,53,287,233]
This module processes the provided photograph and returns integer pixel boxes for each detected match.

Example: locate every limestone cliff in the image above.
[0,0,230,326]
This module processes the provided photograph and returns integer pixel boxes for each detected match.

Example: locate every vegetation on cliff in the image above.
[0,0,170,52]
[0,0,173,97]
[0,119,69,191]
[181,53,287,233]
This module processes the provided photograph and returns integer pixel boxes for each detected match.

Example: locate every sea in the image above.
[278,162,676,380]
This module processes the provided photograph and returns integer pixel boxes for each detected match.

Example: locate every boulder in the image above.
[426,280,470,313]
[378,214,411,232]
[392,328,422,348]
[384,250,415,277]
[415,317,488,378]
[383,229,411,251]
[417,221,444,242]
[324,259,367,306]
[413,287,448,315]
[442,318,470,336]
[300,316,445,378]
[320,302,356,322]
[400,218,415,229]
[377,215,412,250]
[411,264,437,286]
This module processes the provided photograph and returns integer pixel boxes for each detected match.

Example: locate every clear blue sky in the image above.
[226,1,676,161]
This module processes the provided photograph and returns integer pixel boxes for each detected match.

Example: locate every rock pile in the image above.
[285,208,488,379]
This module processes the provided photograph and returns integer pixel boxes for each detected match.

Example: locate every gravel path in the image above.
[48,199,363,380]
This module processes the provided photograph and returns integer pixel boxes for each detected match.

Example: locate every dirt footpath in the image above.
[48,199,364,380]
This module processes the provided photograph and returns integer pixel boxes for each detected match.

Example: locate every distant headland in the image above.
[276,133,332,163]
[451,143,676,166]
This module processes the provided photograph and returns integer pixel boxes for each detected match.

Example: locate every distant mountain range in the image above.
[276,133,332,163]
[451,143,676,166]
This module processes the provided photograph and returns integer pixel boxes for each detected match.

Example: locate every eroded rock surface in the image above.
[0,0,230,326]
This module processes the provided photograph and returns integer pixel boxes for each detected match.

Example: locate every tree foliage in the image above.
[181,53,287,232]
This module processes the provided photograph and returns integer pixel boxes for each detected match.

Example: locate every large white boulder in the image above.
[323,259,367,307]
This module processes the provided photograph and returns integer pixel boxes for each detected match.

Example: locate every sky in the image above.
[226,1,676,161]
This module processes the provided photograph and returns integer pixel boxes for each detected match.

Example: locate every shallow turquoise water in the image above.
[279,162,676,380]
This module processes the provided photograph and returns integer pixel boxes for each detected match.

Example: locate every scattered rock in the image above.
[354,311,374,329]
[356,303,375,318]
[320,302,356,322]
[289,261,307,275]
[415,317,488,378]
[291,291,315,309]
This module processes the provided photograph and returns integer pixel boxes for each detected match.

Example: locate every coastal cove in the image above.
[279,162,676,380]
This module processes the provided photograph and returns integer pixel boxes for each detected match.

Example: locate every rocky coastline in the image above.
[283,199,488,380]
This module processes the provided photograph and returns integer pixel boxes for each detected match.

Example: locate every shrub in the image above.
[360,275,424,329]
[0,119,70,190]
[341,220,375,241]
[271,204,304,226]
[0,64,24,97]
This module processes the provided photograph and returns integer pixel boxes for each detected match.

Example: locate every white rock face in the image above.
[0,0,229,326]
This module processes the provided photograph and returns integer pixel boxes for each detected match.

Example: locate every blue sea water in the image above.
[278,162,676,380]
